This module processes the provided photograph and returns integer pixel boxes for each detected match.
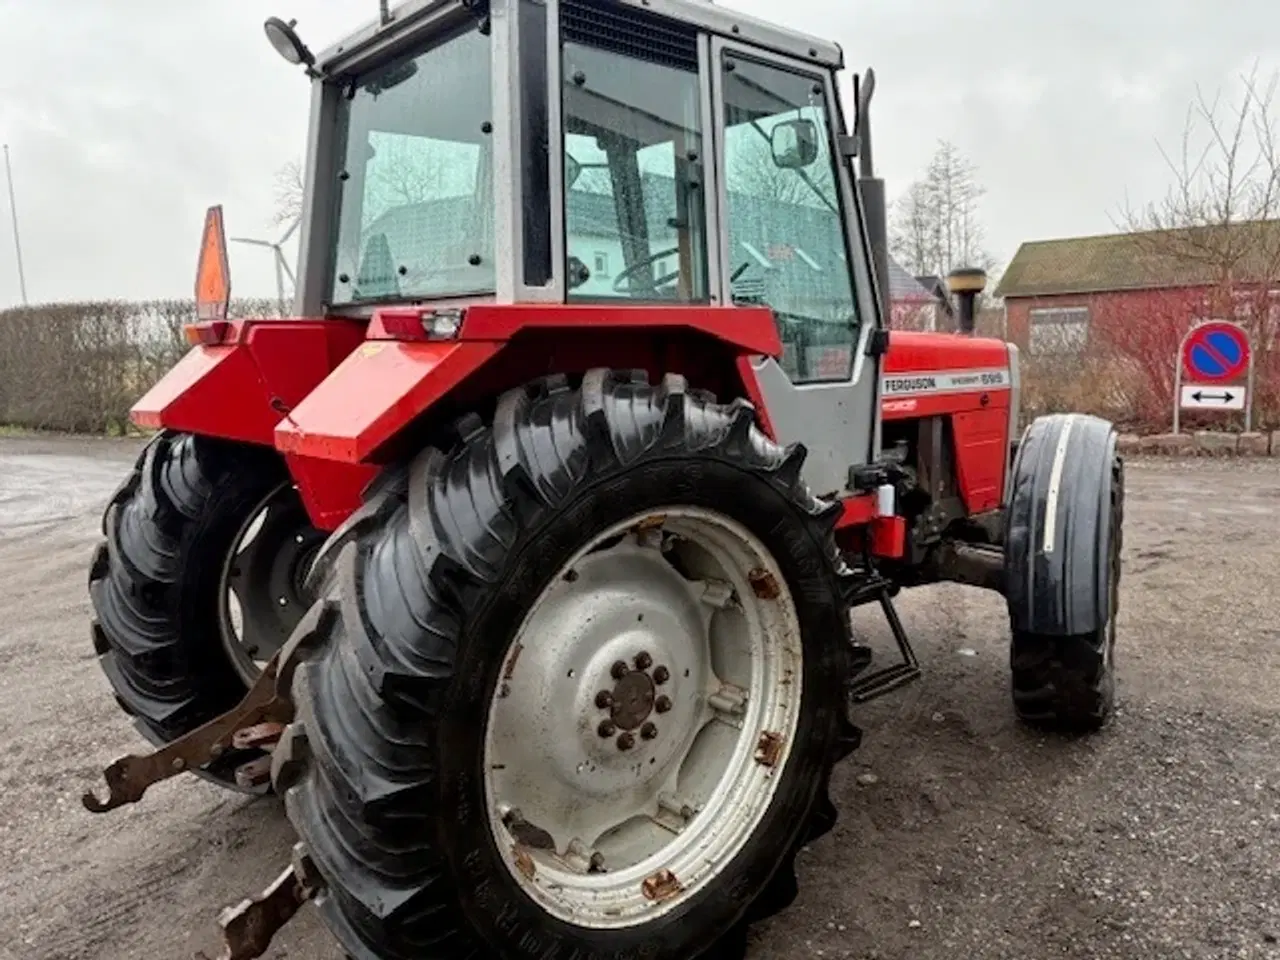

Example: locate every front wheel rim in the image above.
[483,506,804,930]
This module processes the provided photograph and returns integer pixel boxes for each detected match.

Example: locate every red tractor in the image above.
[83,1,1123,957]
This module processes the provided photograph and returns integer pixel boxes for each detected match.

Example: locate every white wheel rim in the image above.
[483,506,804,929]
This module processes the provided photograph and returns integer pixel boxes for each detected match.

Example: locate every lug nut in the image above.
[655,695,672,714]
[611,660,630,680]
[640,722,658,740]
[634,651,653,671]
[598,720,617,738]
[595,691,613,709]
[653,666,670,685]
[617,732,636,751]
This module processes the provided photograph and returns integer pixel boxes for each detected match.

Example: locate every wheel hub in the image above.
[607,662,658,731]
[483,507,806,930]
[219,483,326,686]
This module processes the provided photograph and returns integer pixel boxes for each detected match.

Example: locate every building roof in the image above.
[995,220,1280,299]
[887,260,936,303]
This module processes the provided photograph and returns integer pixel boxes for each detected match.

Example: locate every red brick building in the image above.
[995,222,1280,424]
[995,223,1280,357]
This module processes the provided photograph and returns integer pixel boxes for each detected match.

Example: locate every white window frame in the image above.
[1028,305,1090,355]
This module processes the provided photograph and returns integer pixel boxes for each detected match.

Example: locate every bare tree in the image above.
[1098,63,1280,428]
[890,140,996,281]
[272,159,305,226]
[1117,63,1280,322]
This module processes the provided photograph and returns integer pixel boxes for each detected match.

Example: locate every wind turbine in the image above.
[230,216,300,316]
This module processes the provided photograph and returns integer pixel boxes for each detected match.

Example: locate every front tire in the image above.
[1004,414,1124,732]
[276,370,861,960]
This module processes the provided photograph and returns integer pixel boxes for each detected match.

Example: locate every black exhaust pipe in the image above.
[854,70,891,328]
[947,267,987,336]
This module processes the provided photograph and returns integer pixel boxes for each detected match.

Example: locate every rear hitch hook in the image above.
[195,845,323,960]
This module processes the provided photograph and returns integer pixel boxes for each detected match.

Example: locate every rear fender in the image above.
[132,319,367,443]
[131,318,376,531]
[275,303,783,464]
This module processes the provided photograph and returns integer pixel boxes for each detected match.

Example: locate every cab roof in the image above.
[317,0,844,77]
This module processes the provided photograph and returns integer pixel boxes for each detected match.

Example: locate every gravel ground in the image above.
[0,436,1276,960]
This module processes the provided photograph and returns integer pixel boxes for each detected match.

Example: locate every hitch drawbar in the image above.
[80,599,330,811]
[82,651,292,812]
[195,844,323,960]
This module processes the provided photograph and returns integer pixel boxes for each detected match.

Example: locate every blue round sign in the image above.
[1182,321,1250,384]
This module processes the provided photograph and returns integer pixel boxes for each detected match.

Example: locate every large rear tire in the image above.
[88,431,325,785]
[275,370,861,960]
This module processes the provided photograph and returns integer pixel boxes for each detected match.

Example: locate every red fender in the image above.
[275,304,783,463]
[131,318,378,530]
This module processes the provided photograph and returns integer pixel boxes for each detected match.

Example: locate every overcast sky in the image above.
[0,0,1277,307]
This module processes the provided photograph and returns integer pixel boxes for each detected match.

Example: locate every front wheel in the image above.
[276,370,861,960]
[1003,414,1124,732]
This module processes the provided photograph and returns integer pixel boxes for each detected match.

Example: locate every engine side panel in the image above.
[880,331,1016,514]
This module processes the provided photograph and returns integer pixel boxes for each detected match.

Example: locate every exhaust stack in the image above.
[947,267,987,336]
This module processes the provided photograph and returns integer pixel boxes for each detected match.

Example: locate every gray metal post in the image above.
[1245,349,1254,434]
[3,144,28,306]
[1172,351,1181,435]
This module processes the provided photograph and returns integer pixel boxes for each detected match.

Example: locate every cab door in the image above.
[708,38,883,497]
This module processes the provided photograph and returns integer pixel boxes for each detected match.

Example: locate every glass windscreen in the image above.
[329,25,494,305]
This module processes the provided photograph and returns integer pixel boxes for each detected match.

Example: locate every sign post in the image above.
[1173,320,1253,434]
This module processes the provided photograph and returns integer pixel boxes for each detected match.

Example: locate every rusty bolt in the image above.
[754,730,785,768]
[653,665,670,685]
[748,567,781,600]
[595,691,613,709]
[655,695,672,714]
[642,868,683,902]
[634,651,653,671]
[617,732,636,751]
[611,660,630,680]
[598,720,617,738]
[640,722,658,740]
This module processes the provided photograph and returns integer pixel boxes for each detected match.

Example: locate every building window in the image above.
[593,252,609,277]
[1029,306,1089,355]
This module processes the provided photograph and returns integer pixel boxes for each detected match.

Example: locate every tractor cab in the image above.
[285,0,879,387]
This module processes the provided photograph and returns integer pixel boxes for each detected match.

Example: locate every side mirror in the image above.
[565,154,582,189]
[771,119,819,170]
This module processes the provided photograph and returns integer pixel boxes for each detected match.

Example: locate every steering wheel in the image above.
[612,246,682,295]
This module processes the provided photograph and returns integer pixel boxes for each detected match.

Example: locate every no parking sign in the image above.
[1173,320,1253,432]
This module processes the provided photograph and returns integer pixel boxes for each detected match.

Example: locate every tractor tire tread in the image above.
[1010,453,1124,733]
[281,368,856,960]
[88,431,286,740]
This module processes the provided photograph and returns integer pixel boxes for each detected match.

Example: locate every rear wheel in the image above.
[276,370,861,960]
[88,432,325,786]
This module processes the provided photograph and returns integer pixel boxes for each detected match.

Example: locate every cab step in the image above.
[844,576,921,703]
